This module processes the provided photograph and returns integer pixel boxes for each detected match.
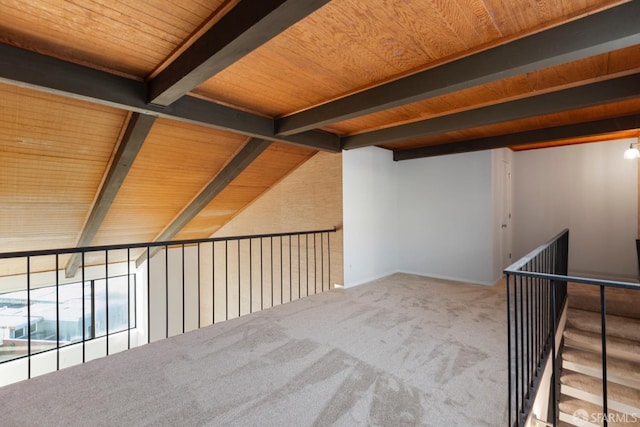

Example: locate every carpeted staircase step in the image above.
[564,328,640,364]
[561,372,640,416]
[562,347,640,390]
[559,396,640,427]
[568,283,640,320]
[566,308,640,342]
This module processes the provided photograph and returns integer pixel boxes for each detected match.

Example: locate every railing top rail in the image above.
[0,227,338,260]
[505,270,640,291]
[504,228,569,273]
[504,227,640,290]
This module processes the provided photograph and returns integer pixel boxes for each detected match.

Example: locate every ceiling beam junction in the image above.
[342,73,640,149]
[65,113,156,278]
[393,114,640,161]
[135,138,272,266]
[276,1,640,136]
[0,42,340,152]
[149,0,332,106]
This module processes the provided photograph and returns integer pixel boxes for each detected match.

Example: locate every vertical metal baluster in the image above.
[550,280,558,426]
[298,234,301,299]
[289,235,292,302]
[536,258,541,383]
[544,269,548,355]
[260,238,264,311]
[147,248,150,343]
[250,239,253,313]
[211,241,216,325]
[82,252,86,363]
[238,240,241,317]
[519,275,524,422]
[106,250,109,356]
[601,285,609,426]
[280,236,283,305]
[506,274,512,427]
[314,233,317,294]
[271,236,274,308]
[54,254,60,370]
[527,265,531,393]
[197,243,201,329]
[225,240,229,321]
[269,236,273,307]
[165,245,169,338]
[531,272,535,376]
[327,232,331,290]
[306,233,309,297]
[536,269,541,370]
[182,244,185,334]
[321,232,324,292]
[531,261,537,374]
[538,256,542,371]
[90,280,96,341]
[127,248,131,350]
[514,274,520,425]
[133,273,137,343]
[27,256,31,378]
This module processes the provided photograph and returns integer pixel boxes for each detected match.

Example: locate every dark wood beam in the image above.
[342,73,640,149]
[0,42,340,152]
[276,1,640,136]
[393,114,640,161]
[65,113,156,277]
[149,0,332,106]
[135,138,271,266]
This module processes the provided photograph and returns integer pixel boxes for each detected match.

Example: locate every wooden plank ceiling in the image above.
[0,0,639,274]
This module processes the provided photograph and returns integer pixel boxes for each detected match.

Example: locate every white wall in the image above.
[343,147,399,287]
[397,150,499,284]
[344,140,639,286]
[513,139,638,281]
[343,147,506,286]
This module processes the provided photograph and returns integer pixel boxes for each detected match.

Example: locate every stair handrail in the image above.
[505,229,569,427]
[505,228,640,427]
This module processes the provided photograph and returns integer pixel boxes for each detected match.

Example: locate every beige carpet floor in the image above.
[0,273,508,426]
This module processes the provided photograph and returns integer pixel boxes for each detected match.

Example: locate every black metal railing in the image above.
[0,274,136,364]
[505,229,640,426]
[0,227,336,385]
[505,229,569,427]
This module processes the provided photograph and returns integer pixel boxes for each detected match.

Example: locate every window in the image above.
[12,326,25,339]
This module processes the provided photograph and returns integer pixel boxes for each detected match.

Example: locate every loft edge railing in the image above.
[505,229,569,427]
[0,227,337,259]
[505,228,640,427]
[0,227,337,386]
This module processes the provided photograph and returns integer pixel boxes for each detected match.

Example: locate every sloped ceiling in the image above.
[0,0,639,275]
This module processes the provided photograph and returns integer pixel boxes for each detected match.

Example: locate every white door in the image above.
[501,160,513,268]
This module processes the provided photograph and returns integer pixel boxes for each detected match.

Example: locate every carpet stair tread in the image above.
[561,371,640,415]
[566,307,640,342]
[568,283,640,320]
[562,347,640,390]
[564,328,640,364]
[559,396,639,427]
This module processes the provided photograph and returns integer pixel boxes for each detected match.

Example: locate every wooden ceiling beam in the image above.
[276,1,640,136]
[65,113,156,277]
[393,114,640,161]
[135,138,271,266]
[0,42,340,152]
[342,73,640,149]
[149,0,332,106]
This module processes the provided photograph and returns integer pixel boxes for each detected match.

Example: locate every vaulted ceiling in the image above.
[0,0,639,274]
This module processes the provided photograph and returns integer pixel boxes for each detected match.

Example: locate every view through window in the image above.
[0,275,136,363]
